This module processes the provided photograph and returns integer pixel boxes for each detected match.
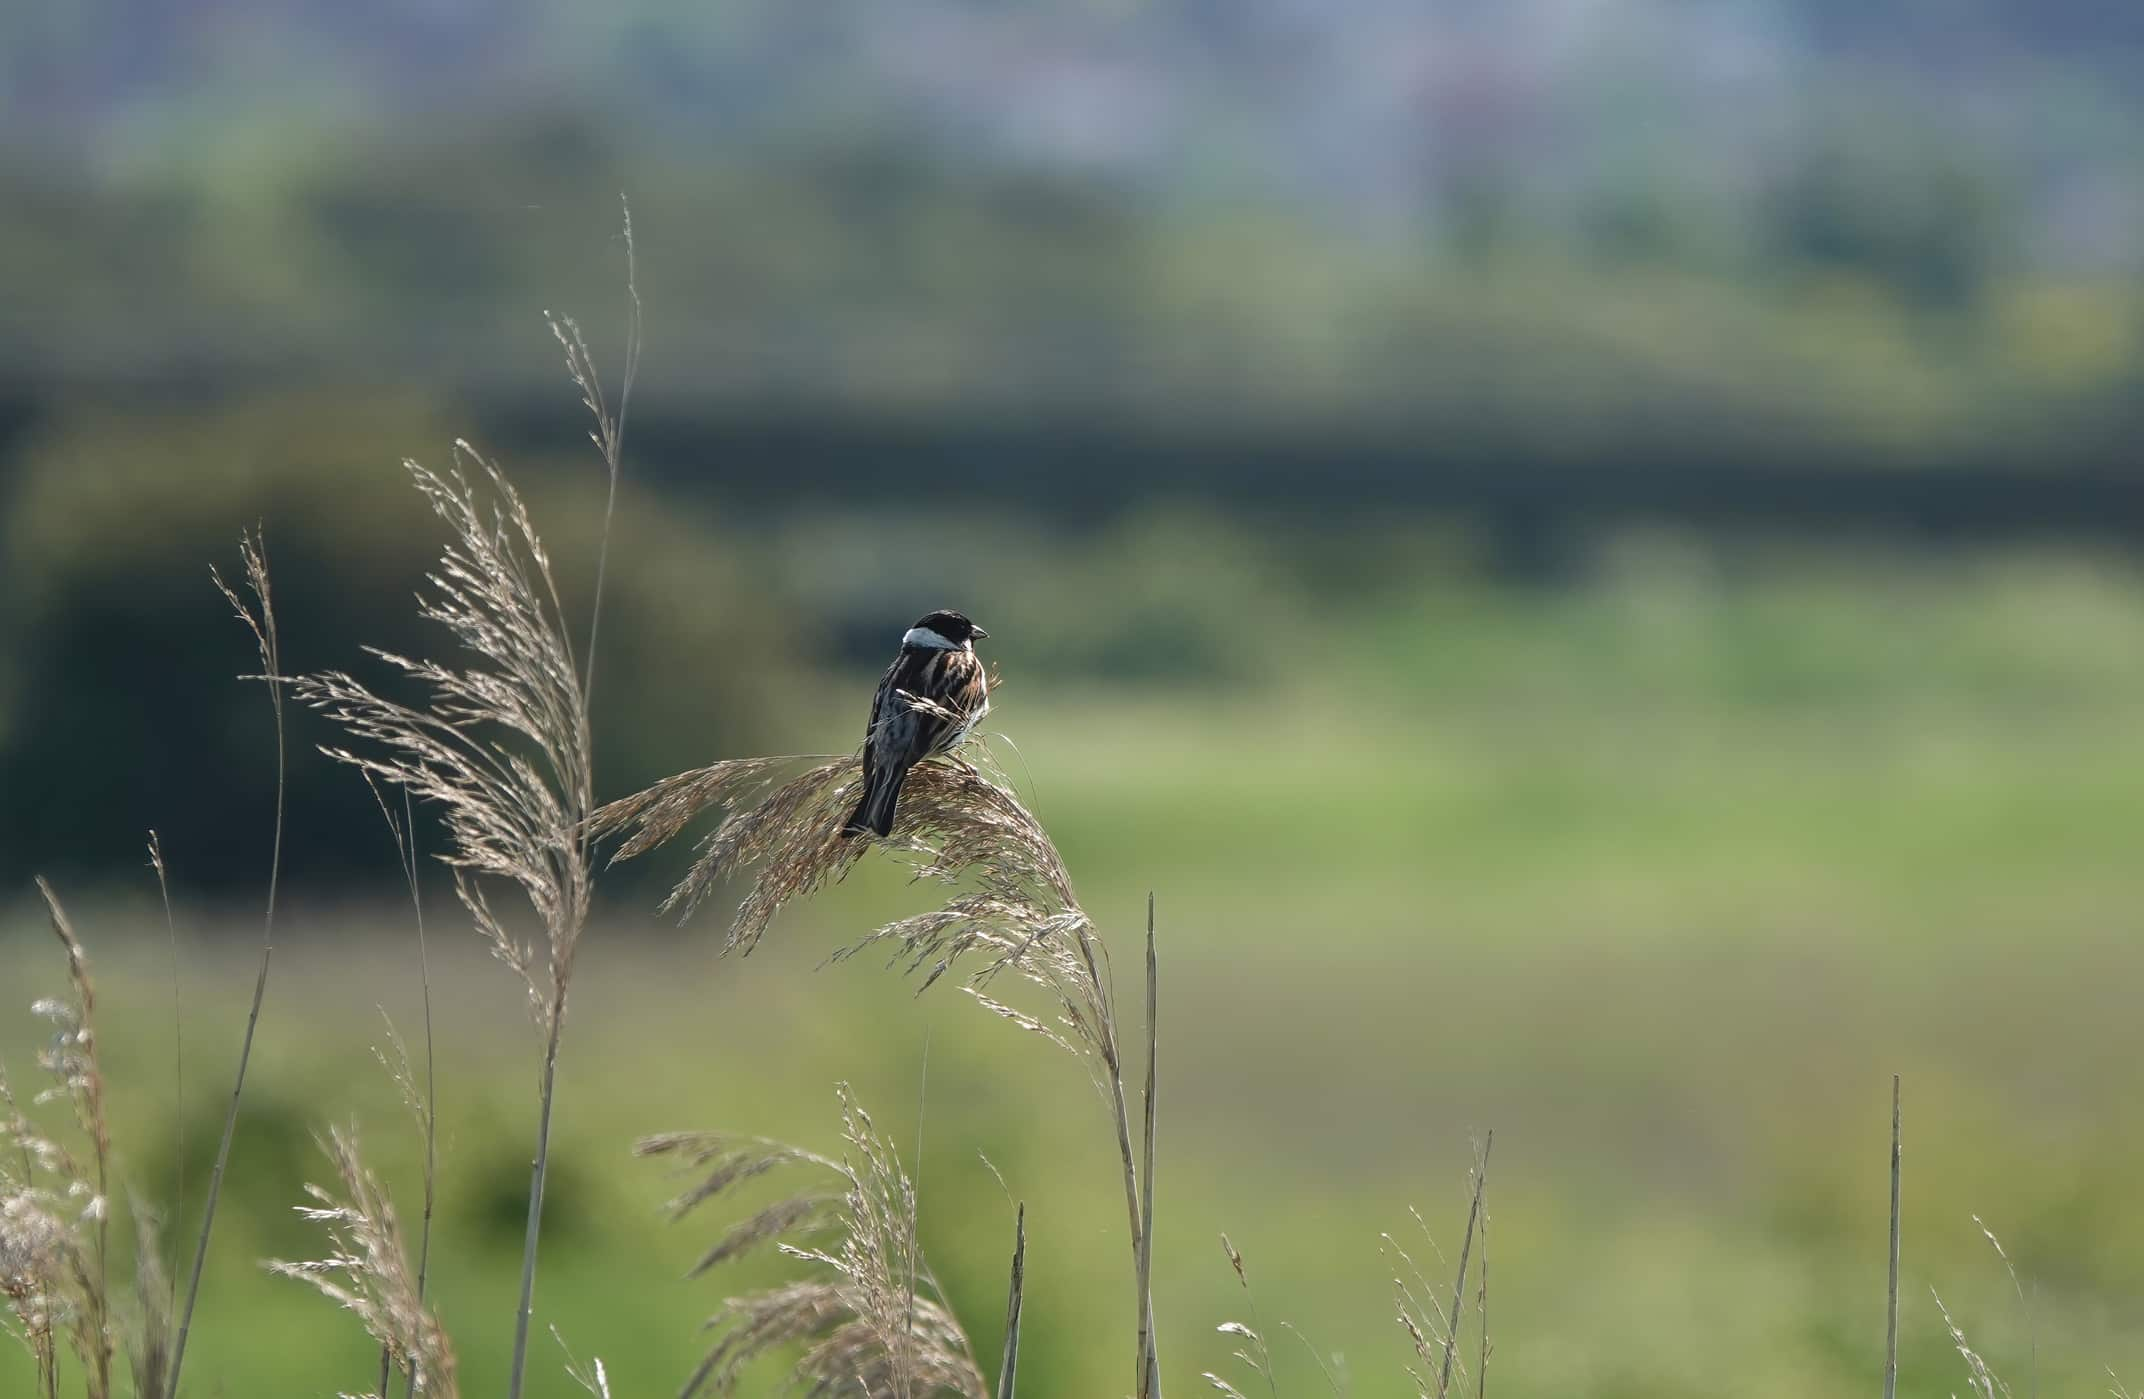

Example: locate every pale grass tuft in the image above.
[1382,1135,1490,1399]
[267,1126,458,1398]
[2,884,119,1399]
[640,1085,986,1399]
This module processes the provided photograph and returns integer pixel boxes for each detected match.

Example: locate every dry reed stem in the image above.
[640,1086,986,1399]
[171,528,284,1399]
[268,1126,458,1398]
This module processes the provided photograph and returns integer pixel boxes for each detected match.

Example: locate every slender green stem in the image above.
[1884,1075,1902,1399]
[403,789,437,1399]
[148,832,184,1319]
[506,991,567,1399]
[1135,894,1160,1399]
[1076,924,1148,1397]
[170,545,283,1399]
[1437,1133,1490,1399]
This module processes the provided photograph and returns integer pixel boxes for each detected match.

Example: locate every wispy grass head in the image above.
[268,1125,458,1399]
[638,1084,985,1399]
[297,447,593,1029]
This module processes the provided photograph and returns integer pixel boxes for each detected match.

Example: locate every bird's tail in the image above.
[841,763,906,839]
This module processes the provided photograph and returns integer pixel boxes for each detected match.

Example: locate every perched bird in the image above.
[842,609,991,838]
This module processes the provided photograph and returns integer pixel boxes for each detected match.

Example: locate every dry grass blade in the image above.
[267,1126,458,1398]
[645,1085,986,1399]
[995,1204,1025,1399]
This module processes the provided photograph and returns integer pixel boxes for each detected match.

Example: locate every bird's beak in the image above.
[970,625,988,639]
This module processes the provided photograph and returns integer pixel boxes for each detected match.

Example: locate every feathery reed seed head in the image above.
[267,1126,458,1398]
[640,1085,986,1399]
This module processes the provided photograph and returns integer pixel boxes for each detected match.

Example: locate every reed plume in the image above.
[267,1126,459,1399]
[596,748,1164,1394]
[639,1084,986,1399]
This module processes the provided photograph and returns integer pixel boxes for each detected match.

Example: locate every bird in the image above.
[841,608,991,839]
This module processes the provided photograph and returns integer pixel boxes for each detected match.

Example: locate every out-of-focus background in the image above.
[4,3,2143,1396]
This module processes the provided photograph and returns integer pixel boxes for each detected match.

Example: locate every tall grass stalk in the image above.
[299,205,637,1399]
[1136,894,1161,1399]
[367,781,439,1399]
[144,833,182,1314]
[169,530,284,1399]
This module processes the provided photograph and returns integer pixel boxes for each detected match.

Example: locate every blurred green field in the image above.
[6,542,2144,1397]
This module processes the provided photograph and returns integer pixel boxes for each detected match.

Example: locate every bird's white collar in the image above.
[902,627,966,651]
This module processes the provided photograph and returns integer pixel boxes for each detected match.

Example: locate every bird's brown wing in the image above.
[862,646,988,775]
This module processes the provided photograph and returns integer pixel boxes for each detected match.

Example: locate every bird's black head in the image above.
[907,609,987,647]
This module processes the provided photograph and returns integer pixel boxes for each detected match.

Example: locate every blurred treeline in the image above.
[3,0,2143,893]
